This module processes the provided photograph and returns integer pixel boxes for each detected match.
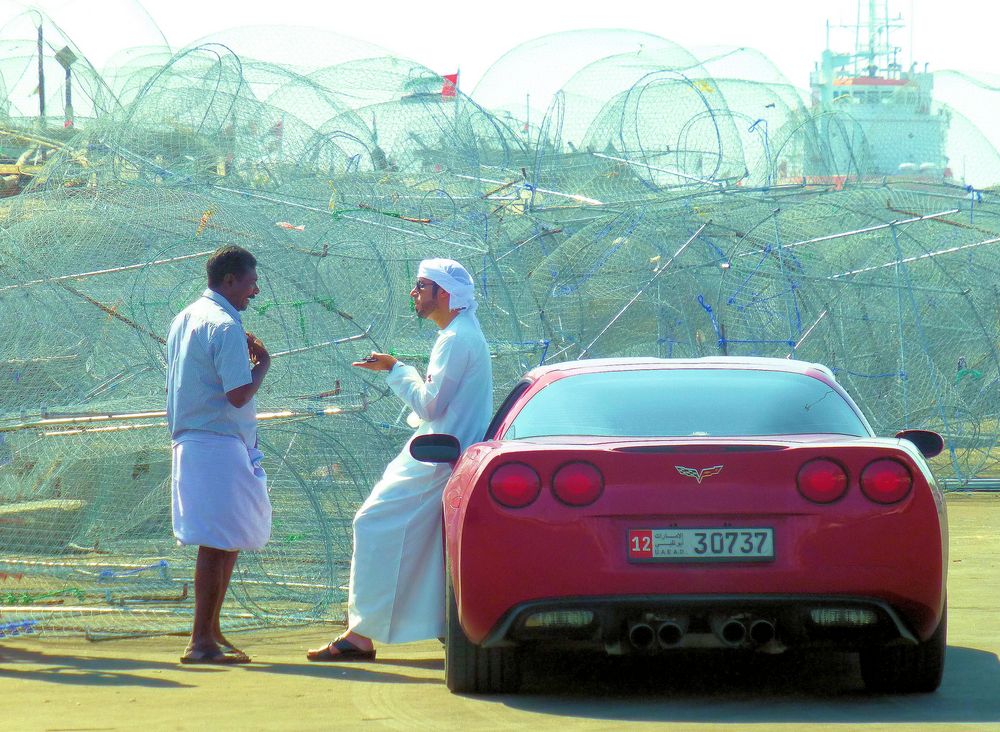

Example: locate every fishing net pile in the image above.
[2,11,1000,638]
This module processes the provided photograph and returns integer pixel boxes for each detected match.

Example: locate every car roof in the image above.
[524,356,837,382]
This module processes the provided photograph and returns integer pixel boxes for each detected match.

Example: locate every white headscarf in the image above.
[417,258,477,314]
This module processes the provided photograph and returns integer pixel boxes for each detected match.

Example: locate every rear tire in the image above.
[860,604,946,693]
[445,577,520,694]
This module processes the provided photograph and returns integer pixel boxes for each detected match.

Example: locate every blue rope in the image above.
[0,620,36,637]
[553,212,645,296]
[697,294,724,349]
[480,254,488,300]
[727,244,772,305]
[831,367,908,380]
[98,560,169,581]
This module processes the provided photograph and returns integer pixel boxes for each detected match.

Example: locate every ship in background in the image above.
[806,0,951,181]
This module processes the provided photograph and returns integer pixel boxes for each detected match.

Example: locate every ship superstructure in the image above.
[809,0,950,178]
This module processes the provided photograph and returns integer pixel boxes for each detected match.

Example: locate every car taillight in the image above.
[551,461,604,506]
[488,463,541,508]
[797,459,848,503]
[860,459,912,503]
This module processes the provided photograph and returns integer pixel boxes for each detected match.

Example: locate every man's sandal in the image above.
[306,638,376,662]
[180,646,250,665]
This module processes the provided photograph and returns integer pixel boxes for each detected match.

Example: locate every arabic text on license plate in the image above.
[628,528,774,562]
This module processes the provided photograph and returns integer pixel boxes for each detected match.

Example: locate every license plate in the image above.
[628,528,774,562]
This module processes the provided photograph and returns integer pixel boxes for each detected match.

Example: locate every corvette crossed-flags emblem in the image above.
[675,465,724,483]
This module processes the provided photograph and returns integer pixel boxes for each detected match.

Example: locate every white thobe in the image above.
[348,310,492,643]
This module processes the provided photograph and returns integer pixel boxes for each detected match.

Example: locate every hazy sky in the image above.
[7,0,1000,92]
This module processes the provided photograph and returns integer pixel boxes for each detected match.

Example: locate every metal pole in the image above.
[781,209,959,251]
[0,250,215,294]
[787,309,829,357]
[592,152,726,189]
[579,223,708,358]
[830,234,1000,279]
[36,23,45,124]
[64,66,73,127]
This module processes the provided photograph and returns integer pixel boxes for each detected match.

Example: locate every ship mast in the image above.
[866,0,878,77]
[809,1,949,180]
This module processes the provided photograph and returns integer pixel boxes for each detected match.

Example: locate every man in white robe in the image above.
[167,245,272,664]
[307,258,492,661]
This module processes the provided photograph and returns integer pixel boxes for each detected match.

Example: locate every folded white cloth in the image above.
[417,258,477,313]
[171,432,271,551]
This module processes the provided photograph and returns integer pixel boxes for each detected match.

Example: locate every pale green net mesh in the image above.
[1,9,999,638]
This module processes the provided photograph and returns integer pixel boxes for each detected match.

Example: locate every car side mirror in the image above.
[895,429,944,459]
[409,433,461,465]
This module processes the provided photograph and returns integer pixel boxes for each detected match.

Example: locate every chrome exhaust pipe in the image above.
[749,619,776,645]
[656,619,687,648]
[628,623,655,649]
[711,616,748,647]
[721,619,747,645]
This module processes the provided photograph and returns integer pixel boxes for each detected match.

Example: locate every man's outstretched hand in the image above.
[352,352,397,371]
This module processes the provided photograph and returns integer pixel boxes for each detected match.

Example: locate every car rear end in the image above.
[450,435,946,657]
[447,360,947,663]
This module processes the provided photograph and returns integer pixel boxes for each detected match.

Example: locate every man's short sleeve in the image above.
[212,323,253,393]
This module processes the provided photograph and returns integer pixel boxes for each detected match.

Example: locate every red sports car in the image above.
[410,357,947,694]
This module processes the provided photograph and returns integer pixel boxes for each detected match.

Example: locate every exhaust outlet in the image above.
[656,620,687,647]
[721,620,747,645]
[749,619,776,645]
[628,623,655,649]
[711,616,748,647]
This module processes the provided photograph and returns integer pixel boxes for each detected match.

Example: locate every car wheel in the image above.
[860,604,946,693]
[445,577,520,694]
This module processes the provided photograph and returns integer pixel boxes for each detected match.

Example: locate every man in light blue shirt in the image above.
[166,245,271,665]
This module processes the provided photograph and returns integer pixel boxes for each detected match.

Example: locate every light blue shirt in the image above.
[166,289,257,447]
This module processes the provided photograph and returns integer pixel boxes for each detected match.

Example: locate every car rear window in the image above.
[504,368,869,439]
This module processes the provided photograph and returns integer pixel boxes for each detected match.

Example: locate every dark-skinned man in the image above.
[166,245,271,664]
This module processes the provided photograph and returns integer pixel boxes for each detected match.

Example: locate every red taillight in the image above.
[489,463,541,508]
[860,459,912,503]
[551,462,604,506]
[797,459,848,503]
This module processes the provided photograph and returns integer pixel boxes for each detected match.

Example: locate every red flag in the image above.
[441,73,458,98]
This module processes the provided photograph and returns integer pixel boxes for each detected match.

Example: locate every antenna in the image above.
[867,0,877,76]
[853,0,861,76]
[910,0,914,71]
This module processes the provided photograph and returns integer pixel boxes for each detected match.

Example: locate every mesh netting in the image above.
[2,10,1000,638]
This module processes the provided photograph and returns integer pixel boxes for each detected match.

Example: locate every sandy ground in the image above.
[1,493,998,731]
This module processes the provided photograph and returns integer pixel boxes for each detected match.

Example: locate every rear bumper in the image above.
[481,594,925,654]
[453,506,946,642]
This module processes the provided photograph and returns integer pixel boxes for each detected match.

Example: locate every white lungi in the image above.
[171,432,271,552]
